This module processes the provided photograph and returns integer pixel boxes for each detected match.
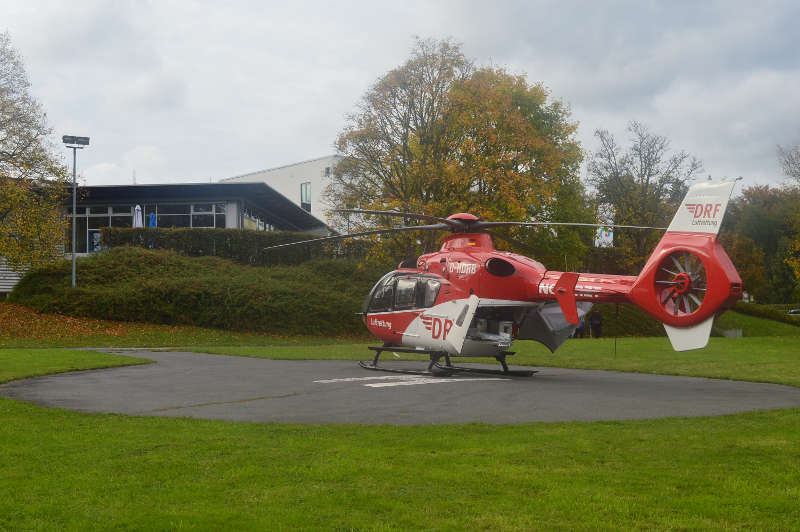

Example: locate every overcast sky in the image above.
[3,0,799,189]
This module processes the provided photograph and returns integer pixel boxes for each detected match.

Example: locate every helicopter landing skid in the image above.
[358,360,455,377]
[363,346,536,377]
[432,362,537,378]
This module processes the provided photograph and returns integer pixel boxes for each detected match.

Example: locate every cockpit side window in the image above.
[367,274,441,313]
[395,278,417,310]
[368,276,396,312]
[423,279,441,307]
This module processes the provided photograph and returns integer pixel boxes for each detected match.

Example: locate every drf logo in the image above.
[686,203,721,219]
[538,282,555,295]
[421,316,454,340]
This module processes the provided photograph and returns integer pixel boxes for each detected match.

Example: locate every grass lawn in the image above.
[0,349,150,384]
[2,395,798,530]
[1,306,799,529]
[0,302,366,348]
[1,300,794,349]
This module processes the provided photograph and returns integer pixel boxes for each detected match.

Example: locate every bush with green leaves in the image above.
[733,301,800,327]
[10,247,385,336]
[101,227,369,266]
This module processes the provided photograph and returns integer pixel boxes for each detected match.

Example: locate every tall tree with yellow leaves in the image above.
[326,38,588,265]
[0,32,68,271]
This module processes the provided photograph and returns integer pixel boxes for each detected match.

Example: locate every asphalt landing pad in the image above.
[2,350,800,425]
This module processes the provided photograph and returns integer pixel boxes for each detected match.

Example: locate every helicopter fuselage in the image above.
[363,232,640,357]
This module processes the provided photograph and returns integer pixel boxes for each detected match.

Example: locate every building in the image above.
[0,260,24,296]
[0,181,328,294]
[222,155,341,226]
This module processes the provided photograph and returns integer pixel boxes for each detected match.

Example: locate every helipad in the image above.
[3,350,800,425]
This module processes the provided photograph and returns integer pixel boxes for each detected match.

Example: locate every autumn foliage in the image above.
[326,39,590,267]
[0,32,69,271]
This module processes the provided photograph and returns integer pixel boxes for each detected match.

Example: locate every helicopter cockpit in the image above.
[363,272,443,316]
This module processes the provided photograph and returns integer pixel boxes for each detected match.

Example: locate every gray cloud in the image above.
[2,0,798,187]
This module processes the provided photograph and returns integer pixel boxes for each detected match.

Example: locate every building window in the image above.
[66,201,231,252]
[214,203,226,229]
[300,182,311,212]
[191,204,214,228]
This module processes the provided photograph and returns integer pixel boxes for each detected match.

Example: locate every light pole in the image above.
[62,135,90,289]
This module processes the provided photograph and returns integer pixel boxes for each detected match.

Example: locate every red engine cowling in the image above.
[628,232,742,327]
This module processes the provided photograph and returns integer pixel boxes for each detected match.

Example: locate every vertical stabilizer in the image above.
[667,180,737,235]
[663,316,715,351]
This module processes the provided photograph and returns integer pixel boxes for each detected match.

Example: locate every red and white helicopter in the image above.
[268,180,741,376]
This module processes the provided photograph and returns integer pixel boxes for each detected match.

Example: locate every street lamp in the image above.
[62,135,90,289]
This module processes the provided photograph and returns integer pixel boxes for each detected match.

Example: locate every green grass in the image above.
[2,314,800,529]
[715,308,800,336]
[0,329,367,349]
[0,301,368,349]
[2,397,798,530]
[0,349,150,384]
[2,296,794,349]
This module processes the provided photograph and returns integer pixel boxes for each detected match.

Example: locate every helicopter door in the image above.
[443,295,479,355]
[419,294,479,355]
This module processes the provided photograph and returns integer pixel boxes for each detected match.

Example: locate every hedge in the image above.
[732,301,800,327]
[10,247,384,336]
[100,227,370,266]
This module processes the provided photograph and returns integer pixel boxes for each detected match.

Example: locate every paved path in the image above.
[3,350,800,425]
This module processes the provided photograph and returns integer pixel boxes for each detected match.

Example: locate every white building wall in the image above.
[0,258,25,294]
[222,155,341,225]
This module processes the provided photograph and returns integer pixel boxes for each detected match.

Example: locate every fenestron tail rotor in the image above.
[654,251,707,317]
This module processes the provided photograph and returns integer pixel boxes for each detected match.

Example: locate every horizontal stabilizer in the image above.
[554,272,580,325]
[663,316,714,351]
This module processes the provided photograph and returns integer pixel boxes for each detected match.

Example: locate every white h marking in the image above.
[314,375,506,388]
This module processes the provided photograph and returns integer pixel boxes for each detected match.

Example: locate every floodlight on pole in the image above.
[62,135,90,289]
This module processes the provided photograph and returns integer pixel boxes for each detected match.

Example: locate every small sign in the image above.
[594,226,613,247]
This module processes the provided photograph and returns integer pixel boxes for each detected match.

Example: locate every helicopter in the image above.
[266,180,742,376]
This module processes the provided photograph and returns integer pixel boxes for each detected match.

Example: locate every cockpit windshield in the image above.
[364,273,442,314]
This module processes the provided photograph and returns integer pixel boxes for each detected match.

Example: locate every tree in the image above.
[0,32,68,270]
[326,39,590,265]
[723,185,800,303]
[586,121,702,272]
[778,143,800,182]
[718,232,767,302]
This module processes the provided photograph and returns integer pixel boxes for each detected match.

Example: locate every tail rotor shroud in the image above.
[629,233,742,328]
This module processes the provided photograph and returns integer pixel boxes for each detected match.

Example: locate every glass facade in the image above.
[66,202,230,253]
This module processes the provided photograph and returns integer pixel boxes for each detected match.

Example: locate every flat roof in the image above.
[72,182,328,232]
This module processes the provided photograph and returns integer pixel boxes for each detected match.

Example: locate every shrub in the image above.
[10,247,386,336]
[732,301,800,327]
[101,227,370,266]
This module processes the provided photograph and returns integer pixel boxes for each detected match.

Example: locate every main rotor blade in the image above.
[483,230,541,256]
[474,221,667,231]
[336,209,460,228]
[263,223,451,250]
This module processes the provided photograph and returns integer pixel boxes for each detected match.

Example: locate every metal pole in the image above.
[71,147,77,288]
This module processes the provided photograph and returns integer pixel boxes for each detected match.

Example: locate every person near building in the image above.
[574,316,586,338]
